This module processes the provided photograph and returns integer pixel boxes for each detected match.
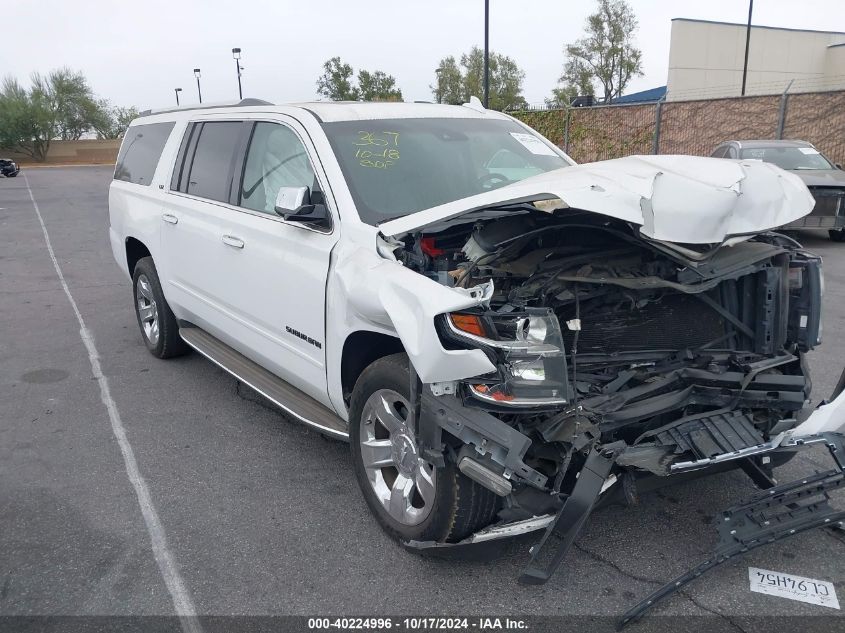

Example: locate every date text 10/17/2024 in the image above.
[308,617,529,630]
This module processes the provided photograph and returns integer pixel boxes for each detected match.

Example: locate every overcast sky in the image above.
[4,0,845,109]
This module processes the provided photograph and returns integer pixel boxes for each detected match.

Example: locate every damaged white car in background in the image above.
[112,100,845,627]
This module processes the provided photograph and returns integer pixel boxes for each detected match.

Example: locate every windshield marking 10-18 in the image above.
[355,131,401,169]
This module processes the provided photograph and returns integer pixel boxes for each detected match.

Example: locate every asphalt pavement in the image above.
[1,166,844,631]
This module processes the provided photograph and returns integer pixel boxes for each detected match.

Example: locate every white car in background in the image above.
[109,98,845,626]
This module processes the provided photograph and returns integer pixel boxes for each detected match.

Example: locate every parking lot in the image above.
[2,166,844,629]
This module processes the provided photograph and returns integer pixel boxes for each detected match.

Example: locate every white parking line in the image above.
[23,173,202,633]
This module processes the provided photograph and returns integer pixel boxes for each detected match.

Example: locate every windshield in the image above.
[321,118,571,225]
[740,146,833,170]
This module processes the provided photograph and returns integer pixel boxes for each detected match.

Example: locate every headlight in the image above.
[445,311,563,357]
[443,309,570,407]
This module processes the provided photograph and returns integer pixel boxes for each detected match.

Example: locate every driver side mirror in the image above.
[274,186,330,228]
[836,163,843,170]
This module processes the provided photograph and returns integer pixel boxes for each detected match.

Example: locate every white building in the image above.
[667,18,845,101]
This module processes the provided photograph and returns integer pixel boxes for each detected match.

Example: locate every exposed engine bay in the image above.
[391,204,824,521]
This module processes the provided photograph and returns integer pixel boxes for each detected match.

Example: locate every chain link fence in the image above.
[510,89,845,166]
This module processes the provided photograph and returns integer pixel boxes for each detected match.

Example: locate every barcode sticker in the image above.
[510,132,558,156]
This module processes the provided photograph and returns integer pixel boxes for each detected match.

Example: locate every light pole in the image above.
[194,68,202,103]
[741,0,754,96]
[174,87,182,105]
[483,0,489,108]
[435,67,443,104]
[232,47,243,99]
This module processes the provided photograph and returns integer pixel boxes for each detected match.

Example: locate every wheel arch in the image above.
[125,236,151,277]
[340,330,404,405]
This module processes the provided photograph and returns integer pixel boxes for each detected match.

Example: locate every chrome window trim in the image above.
[165,189,335,236]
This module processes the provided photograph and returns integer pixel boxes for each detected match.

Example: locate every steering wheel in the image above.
[478,172,511,190]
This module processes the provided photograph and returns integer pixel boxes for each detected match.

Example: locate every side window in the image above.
[711,146,728,159]
[114,122,175,185]
[184,122,243,202]
[239,122,316,214]
[727,146,739,159]
[170,122,199,192]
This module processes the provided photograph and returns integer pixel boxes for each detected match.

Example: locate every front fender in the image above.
[334,246,496,383]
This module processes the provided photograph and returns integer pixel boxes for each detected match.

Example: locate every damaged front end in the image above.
[377,176,840,621]
[396,206,824,488]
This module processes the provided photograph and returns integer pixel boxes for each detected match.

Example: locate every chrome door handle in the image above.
[162,213,178,225]
[221,235,245,249]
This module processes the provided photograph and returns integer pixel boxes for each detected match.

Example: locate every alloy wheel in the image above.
[359,389,436,526]
[135,274,160,346]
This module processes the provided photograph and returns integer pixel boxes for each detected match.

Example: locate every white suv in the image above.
[110,99,845,613]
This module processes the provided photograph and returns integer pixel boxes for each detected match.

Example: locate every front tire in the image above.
[349,354,499,543]
[132,257,188,359]
[829,228,845,242]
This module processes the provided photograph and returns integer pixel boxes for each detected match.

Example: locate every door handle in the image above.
[221,235,245,249]
[162,213,178,225]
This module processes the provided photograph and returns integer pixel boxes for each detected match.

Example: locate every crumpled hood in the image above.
[378,155,815,244]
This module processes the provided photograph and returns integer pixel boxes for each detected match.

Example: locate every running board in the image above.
[179,325,349,440]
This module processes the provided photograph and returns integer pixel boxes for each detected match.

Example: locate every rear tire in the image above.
[349,353,499,543]
[829,228,845,242]
[132,257,189,359]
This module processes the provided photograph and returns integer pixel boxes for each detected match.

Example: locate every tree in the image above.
[316,57,359,100]
[316,58,403,102]
[0,68,119,160]
[552,0,643,105]
[431,47,527,111]
[0,76,55,161]
[546,58,594,107]
[36,68,101,140]
[431,56,463,105]
[91,101,139,139]
[357,70,402,102]
[487,53,527,111]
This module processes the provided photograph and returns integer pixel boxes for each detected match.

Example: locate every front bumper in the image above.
[408,374,845,624]
[620,439,845,628]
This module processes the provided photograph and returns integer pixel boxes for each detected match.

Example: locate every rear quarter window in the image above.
[114,122,175,185]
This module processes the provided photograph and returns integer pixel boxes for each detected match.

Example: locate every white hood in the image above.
[378,155,815,244]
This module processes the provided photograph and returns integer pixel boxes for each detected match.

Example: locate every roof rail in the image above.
[139,98,274,117]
